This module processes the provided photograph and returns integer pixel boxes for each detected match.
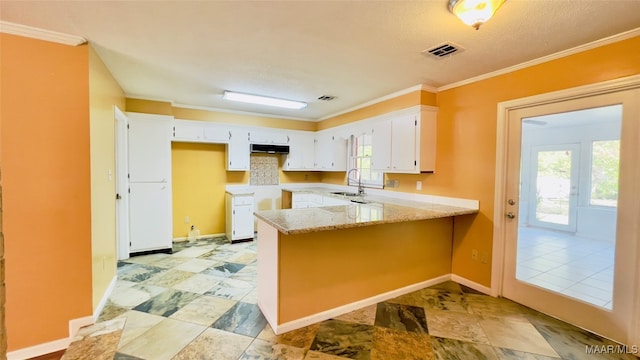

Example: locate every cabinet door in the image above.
[391,114,418,173]
[129,116,171,182]
[232,205,255,239]
[371,120,392,171]
[250,130,290,144]
[203,123,231,143]
[227,129,250,171]
[314,133,334,170]
[285,132,315,170]
[129,183,172,252]
[173,120,204,142]
[332,136,348,171]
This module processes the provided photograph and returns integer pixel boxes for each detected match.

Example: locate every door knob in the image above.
[506,212,516,219]
[508,199,516,205]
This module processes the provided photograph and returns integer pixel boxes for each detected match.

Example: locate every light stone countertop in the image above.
[225,188,255,196]
[255,189,478,235]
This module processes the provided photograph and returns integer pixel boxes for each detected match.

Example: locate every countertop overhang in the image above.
[254,189,478,235]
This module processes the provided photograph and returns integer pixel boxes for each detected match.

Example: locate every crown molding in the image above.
[0,21,86,46]
[319,83,437,121]
[172,102,316,122]
[438,27,640,92]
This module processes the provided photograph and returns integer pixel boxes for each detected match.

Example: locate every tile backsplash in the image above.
[250,155,279,185]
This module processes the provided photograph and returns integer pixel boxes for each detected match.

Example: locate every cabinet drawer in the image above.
[233,196,254,206]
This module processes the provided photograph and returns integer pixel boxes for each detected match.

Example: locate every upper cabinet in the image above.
[284,131,316,171]
[314,133,347,171]
[227,128,250,171]
[369,106,437,174]
[249,129,290,145]
[172,119,230,143]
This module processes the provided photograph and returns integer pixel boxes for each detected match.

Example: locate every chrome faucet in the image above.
[347,168,365,196]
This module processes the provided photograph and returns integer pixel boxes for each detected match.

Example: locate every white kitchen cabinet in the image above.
[369,106,437,174]
[284,131,315,170]
[314,133,348,171]
[129,182,172,252]
[227,128,250,171]
[173,119,205,142]
[226,193,255,242]
[250,129,290,144]
[391,113,418,172]
[203,122,232,143]
[291,192,323,208]
[172,119,231,144]
[371,119,392,171]
[128,115,172,182]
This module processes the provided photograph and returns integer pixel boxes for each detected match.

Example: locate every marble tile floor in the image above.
[76,236,635,360]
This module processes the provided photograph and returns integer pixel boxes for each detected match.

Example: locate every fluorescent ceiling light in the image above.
[222,91,307,110]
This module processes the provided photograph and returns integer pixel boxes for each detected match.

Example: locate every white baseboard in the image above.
[7,316,94,360]
[173,232,225,242]
[94,275,117,323]
[270,274,450,335]
[450,274,493,295]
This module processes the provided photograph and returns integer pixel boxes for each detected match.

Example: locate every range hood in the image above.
[250,144,290,154]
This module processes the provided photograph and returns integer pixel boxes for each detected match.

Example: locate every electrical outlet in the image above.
[416,181,422,190]
[471,249,479,261]
[481,252,489,264]
[184,216,190,224]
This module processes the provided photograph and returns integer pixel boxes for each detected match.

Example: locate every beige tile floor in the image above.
[86,236,636,360]
[517,227,615,308]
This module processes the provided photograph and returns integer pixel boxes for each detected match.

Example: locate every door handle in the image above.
[508,199,516,205]
[506,212,516,219]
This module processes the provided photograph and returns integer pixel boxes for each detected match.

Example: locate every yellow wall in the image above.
[1,34,93,350]
[126,98,316,131]
[171,143,246,238]
[88,45,126,310]
[171,143,321,238]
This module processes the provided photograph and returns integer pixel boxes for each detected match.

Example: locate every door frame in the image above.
[527,143,580,232]
[492,75,640,344]
[114,106,130,260]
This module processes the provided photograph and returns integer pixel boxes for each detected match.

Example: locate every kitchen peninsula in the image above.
[253,189,478,334]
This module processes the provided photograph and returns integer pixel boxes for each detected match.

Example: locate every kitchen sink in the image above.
[330,191,360,197]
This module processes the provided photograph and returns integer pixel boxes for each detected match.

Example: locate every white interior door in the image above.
[501,88,640,345]
[114,106,130,260]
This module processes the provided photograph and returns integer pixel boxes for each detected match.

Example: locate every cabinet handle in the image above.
[228,131,232,140]
[287,135,290,143]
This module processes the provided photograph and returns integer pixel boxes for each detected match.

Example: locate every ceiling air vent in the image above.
[317,95,336,101]
[422,42,464,59]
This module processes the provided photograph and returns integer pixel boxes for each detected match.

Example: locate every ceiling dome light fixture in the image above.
[448,0,506,30]
[222,91,307,110]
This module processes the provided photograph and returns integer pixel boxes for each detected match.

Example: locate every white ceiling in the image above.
[1,1,639,121]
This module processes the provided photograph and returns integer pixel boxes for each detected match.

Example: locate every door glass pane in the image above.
[535,150,572,225]
[517,105,621,310]
[590,140,620,207]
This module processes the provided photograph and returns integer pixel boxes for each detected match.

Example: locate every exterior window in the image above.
[590,140,620,207]
[348,133,383,188]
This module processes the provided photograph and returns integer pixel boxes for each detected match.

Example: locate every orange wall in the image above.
[0,34,93,350]
[278,218,453,323]
[435,36,640,286]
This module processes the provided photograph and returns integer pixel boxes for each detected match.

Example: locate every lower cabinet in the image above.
[129,182,172,253]
[226,192,255,243]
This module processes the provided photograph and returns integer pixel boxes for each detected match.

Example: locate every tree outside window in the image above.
[590,140,620,207]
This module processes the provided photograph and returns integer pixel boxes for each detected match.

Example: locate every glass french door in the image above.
[502,88,639,344]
